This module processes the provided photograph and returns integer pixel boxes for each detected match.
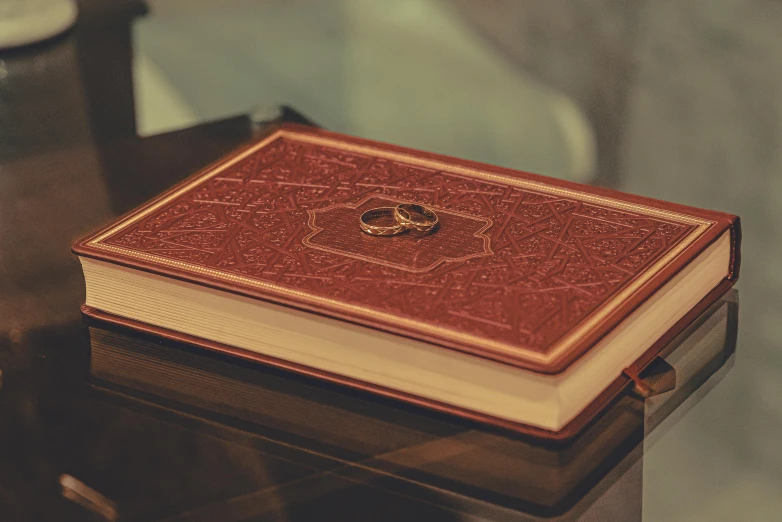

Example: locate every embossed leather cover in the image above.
[74,124,741,438]
[73,123,740,372]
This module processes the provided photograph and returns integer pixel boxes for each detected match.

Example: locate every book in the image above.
[86,291,738,518]
[73,123,741,439]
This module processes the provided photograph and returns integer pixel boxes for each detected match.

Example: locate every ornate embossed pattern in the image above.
[100,136,697,355]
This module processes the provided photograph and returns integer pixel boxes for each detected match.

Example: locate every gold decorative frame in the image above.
[302,195,494,273]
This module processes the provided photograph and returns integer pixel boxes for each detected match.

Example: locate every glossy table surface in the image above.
[1,1,781,521]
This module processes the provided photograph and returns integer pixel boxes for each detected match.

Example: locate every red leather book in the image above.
[73,124,740,440]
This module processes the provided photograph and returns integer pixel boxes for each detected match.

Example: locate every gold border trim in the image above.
[87,129,714,365]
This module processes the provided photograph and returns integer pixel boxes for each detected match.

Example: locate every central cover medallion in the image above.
[305,196,492,272]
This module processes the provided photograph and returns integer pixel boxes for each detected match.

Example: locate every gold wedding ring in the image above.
[394,203,439,233]
[359,203,439,236]
[359,207,408,236]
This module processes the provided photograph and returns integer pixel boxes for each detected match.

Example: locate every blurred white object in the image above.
[0,0,78,49]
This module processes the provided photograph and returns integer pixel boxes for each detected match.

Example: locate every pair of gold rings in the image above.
[359,203,439,236]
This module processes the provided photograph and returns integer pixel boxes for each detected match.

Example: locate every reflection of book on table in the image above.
[74,124,741,439]
[88,291,737,519]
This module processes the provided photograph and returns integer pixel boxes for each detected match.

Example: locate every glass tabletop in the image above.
[1,1,779,520]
